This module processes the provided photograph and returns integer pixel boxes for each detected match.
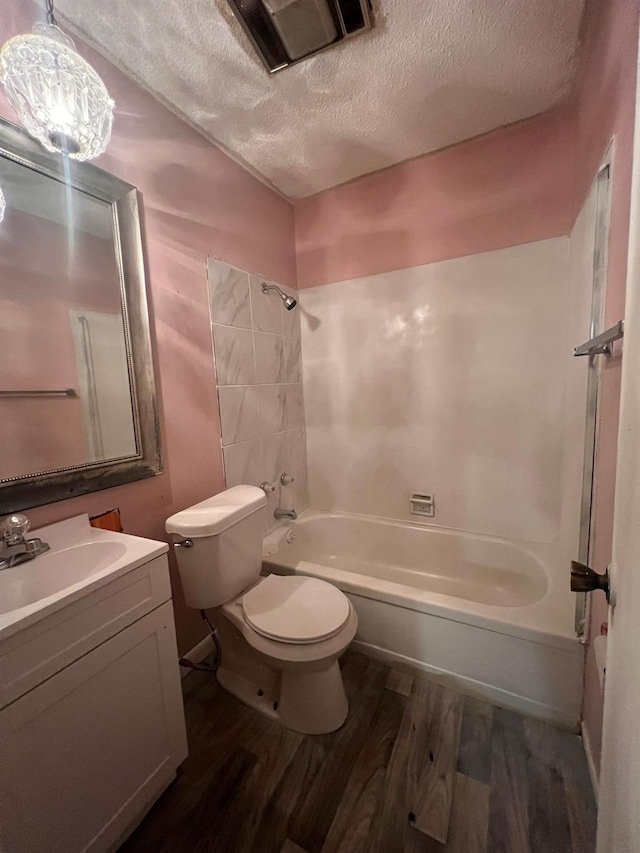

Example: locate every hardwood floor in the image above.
[119,651,596,853]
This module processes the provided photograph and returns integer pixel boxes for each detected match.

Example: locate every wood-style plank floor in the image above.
[119,651,596,853]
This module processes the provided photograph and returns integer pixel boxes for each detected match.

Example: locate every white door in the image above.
[70,309,137,460]
[596,47,640,853]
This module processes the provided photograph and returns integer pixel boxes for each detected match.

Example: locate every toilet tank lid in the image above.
[165,485,267,537]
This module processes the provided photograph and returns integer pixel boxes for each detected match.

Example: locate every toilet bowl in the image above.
[166,486,357,734]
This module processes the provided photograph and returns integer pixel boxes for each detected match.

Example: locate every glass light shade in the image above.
[0,186,5,223]
[0,23,114,161]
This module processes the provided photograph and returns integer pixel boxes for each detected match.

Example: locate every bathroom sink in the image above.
[0,515,186,853]
[0,514,169,640]
[0,541,128,615]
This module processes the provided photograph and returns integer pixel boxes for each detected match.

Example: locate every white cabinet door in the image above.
[0,601,188,853]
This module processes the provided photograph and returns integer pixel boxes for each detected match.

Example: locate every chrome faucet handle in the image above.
[260,481,276,494]
[280,472,295,486]
[1,513,31,545]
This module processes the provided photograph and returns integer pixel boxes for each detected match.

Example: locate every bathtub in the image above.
[263,509,583,728]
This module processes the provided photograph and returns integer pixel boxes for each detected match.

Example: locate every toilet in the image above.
[166,485,357,734]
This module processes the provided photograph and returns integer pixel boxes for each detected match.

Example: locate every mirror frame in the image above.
[0,117,162,513]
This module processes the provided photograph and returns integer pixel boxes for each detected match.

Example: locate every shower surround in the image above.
[300,238,573,544]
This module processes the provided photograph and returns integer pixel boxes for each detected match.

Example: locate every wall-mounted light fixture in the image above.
[0,0,114,161]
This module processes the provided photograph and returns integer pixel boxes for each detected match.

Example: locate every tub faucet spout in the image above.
[274,507,297,521]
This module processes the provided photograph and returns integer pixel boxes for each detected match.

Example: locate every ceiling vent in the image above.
[226,0,374,72]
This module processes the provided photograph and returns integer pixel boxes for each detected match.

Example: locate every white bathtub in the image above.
[263,509,583,728]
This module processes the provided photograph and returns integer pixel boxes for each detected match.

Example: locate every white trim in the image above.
[596,29,640,851]
[581,721,600,803]
[179,634,214,679]
[351,639,580,731]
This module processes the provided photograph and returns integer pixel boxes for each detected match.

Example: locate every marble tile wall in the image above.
[208,259,309,527]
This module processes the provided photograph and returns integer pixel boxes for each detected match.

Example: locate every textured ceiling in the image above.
[57,0,585,199]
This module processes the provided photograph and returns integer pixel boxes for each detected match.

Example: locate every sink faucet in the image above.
[0,513,50,571]
[274,507,297,521]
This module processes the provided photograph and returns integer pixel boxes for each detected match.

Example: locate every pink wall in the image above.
[573,0,639,776]
[1,210,121,477]
[0,0,295,654]
[295,107,575,289]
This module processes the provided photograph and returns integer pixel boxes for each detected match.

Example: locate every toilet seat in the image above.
[242,574,351,645]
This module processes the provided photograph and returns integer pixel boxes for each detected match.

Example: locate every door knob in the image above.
[571,560,611,602]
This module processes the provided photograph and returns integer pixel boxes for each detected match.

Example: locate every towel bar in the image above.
[573,321,624,357]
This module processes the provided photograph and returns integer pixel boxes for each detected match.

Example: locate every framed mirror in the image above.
[0,117,162,513]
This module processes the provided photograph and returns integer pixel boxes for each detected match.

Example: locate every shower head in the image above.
[283,294,297,310]
[261,282,297,310]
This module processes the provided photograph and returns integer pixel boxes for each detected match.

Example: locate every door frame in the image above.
[596,33,640,852]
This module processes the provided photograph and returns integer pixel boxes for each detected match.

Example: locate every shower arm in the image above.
[261,283,282,296]
[260,282,297,309]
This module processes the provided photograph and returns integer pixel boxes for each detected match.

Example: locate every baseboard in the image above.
[351,639,580,731]
[581,722,600,803]
[179,634,214,679]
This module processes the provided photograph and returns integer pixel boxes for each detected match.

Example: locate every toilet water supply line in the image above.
[178,610,222,674]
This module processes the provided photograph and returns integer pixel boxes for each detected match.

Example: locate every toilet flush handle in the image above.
[173,538,193,548]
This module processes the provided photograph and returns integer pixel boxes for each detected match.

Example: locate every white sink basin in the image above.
[0,514,168,640]
[0,541,128,615]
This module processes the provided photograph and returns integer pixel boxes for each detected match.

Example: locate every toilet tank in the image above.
[165,486,267,609]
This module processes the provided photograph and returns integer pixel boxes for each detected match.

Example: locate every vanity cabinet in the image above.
[0,553,188,853]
